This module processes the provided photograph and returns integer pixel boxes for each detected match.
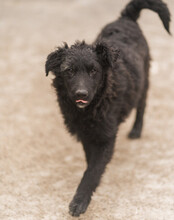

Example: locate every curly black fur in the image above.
[45,0,170,217]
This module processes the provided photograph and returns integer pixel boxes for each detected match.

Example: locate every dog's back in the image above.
[96,0,170,78]
[96,0,170,70]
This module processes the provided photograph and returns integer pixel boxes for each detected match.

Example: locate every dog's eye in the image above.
[89,68,96,77]
[66,68,74,78]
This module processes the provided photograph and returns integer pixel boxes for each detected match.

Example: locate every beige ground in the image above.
[0,0,174,219]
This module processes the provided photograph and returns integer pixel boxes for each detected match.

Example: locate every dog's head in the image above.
[45,41,119,108]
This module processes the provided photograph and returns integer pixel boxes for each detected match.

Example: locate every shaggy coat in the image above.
[45,0,170,217]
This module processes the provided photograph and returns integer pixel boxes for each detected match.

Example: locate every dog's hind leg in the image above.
[69,136,115,216]
[128,77,149,139]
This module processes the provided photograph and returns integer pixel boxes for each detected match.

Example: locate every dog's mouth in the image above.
[75,99,89,108]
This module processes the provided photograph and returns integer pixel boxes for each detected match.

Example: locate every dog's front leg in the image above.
[69,137,115,217]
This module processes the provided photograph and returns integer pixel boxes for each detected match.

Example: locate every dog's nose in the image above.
[75,89,88,99]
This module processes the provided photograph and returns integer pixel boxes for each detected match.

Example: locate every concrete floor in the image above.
[0,0,174,219]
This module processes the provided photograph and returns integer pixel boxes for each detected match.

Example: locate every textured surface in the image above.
[0,0,174,219]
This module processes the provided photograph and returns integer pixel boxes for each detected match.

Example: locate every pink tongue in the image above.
[76,100,88,104]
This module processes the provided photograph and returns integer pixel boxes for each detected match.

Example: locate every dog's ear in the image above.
[45,44,68,76]
[95,42,120,68]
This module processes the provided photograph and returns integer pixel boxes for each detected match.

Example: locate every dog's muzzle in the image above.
[75,89,89,108]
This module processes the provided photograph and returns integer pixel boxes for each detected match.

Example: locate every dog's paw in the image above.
[128,128,141,139]
[69,195,90,217]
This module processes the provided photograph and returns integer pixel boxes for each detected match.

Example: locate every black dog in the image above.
[45,0,170,217]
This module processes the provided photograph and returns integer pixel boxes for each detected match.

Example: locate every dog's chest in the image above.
[65,110,117,141]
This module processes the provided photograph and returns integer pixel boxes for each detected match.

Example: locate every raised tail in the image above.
[121,0,171,34]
